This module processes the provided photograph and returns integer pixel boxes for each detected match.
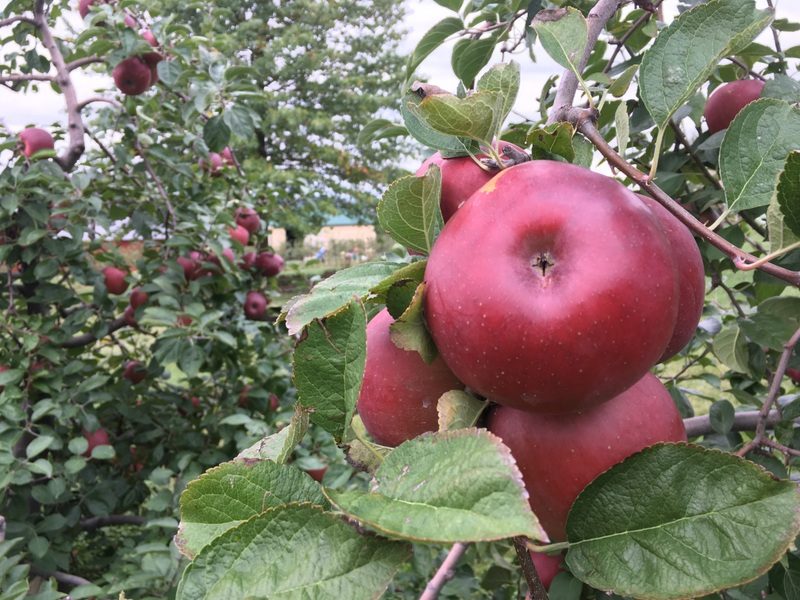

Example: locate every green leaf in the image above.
[477,62,521,128]
[293,301,366,442]
[236,405,310,464]
[615,102,630,158]
[408,90,504,145]
[25,435,53,460]
[0,369,23,388]
[401,91,476,156]
[709,400,735,434]
[526,122,576,162]
[203,115,231,152]
[281,261,401,335]
[720,99,800,213]
[176,504,409,600]
[776,151,800,238]
[433,0,462,10]
[739,312,798,351]
[713,324,750,374]
[762,74,800,104]
[608,64,639,98]
[90,445,115,460]
[768,198,800,253]
[389,282,437,363]
[437,390,486,431]
[405,17,464,83]
[532,8,588,75]
[451,37,497,88]
[326,429,545,543]
[639,0,772,129]
[176,461,326,559]
[377,166,443,255]
[357,119,408,147]
[223,105,255,139]
[566,444,800,600]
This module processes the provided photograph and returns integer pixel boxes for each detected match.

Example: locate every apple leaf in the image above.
[0,368,23,388]
[236,404,310,464]
[712,323,750,374]
[406,90,504,147]
[762,74,800,104]
[776,151,800,238]
[325,429,546,543]
[176,462,326,559]
[526,122,576,162]
[369,260,427,301]
[477,62,520,130]
[293,301,367,442]
[357,118,408,147]
[404,16,464,83]
[345,416,392,473]
[437,390,486,431]
[451,36,498,89]
[532,8,588,76]
[639,0,772,129]
[767,200,800,254]
[176,503,409,600]
[739,312,799,352]
[401,91,478,157]
[720,99,800,213]
[378,165,444,255]
[280,261,401,335]
[389,282,437,364]
[608,64,638,98]
[614,102,629,158]
[565,444,800,600]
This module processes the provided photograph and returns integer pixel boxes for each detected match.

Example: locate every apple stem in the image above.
[513,537,550,600]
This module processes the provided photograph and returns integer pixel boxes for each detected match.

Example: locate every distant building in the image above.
[303,215,376,250]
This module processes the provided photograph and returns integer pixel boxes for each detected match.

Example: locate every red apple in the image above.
[177,255,201,281]
[487,372,687,541]
[268,393,280,411]
[357,308,462,447]
[243,291,269,320]
[238,384,252,408]
[177,314,193,327]
[141,51,162,87]
[254,252,284,277]
[19,128,55,158]
[240,252,257,270]
[529,551,563,590]
[129,287,149,309]
[235,207,260,234]
[123,305,137,327]
[122,360,147,384]
[140,29,158,47]
[222,248,235,263]
[221,147,236,166]
[638,195,705,361]
[78,0,105,18]
[113,56,152,95]
[123,12,137,28]
[424,161,679,414]
[200,152,224,175]
[704,79,764,134]
[103,266,129,295]
[83,427,110,456]
[229,225,250,246]
[306,466,327,482]
[416,141,523,222]
[190,396,201,408]
[786,368,800,385]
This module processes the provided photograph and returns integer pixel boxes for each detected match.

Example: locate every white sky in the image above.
[1,1,800,140]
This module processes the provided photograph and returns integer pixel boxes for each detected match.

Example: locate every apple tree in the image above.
[0,0,408,597]
[171,0,800,599]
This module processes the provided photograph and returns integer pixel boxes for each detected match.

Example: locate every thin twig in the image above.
[715,279,747,318]
[548,0,622,124]
[419,543,468,600]
[765,0,785,74]
[513,537,549,600]
[725,56,765,81]
[77,96,122,111]
[60,316,128,348]
[66,55,103,71]
[602,0,664,74]
[133,139,178,231]
[736,326,800,457]
[556,107,800,286]
[29,566,91,588]
[80,514,147,531]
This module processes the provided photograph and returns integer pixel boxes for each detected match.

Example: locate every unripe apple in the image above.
[425,161,679,414]
[529,551,563,590]
[357,309,462,447]
[83,427,110,456]
[487,372,687,541]
[229,225,250,246]
[416,141,523,222]
[103,266,129,295]
[235,207,260,234]
[244,290,269,320]
[638,195,705,361]
[129,287,149,309]
[254,252,284,277]
[113,56,152,96]
[123,360,147,384]
[19,128,55,158]
[703,79,765,134]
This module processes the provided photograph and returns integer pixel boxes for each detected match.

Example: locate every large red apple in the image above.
[424,160,679,414]
[254,252,284,277]
[416,141,522,222]
[113,56,152,95]
[229,225,250,246]
[243,291,269,320]
[83,427,110,456]
[487,372,687,541]
[637,195,705,361]
[357,308,462,447]
[19,128,54,158]
[103,266,129,295]
[703,79,764,134]
[129,287,149,309]
[235,207,260,234]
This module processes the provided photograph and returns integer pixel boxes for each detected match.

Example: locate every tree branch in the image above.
[0,15,36,27]
[0,72,53,83]
[419,543,468,600]
[556,107,800,286]
[683,410,784,438]
[736,325,800,457]
[80,514,147,531]
[34,2,85,171]
[513,537,549,600]
[60,316,128,348]
[66,56,103,71]
[547,0,622,124]
[602,0,664,74]
[29,566,91,588]
[77,96,121,111]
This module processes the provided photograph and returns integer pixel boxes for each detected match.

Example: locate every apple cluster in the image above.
[358,145,705,545]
